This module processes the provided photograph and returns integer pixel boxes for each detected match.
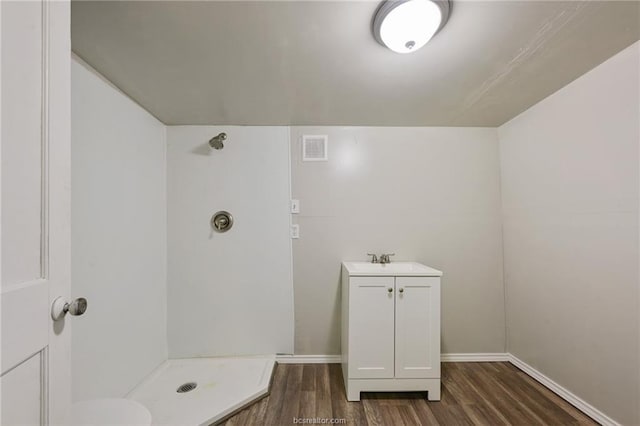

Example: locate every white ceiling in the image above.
[71,1,639,126]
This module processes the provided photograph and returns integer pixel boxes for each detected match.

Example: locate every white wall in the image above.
[290,126,505,355]
[71,58,167,399]
[498,42,639,425]
[166,126,293,357]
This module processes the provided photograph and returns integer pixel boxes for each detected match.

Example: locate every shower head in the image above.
[209,133,227,150]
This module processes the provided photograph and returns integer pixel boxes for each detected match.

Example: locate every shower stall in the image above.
[71,59,294,424]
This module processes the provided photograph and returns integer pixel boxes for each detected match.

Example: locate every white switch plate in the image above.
[291,199,300,214]
[290,224,300,239]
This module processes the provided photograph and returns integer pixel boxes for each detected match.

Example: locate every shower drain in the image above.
[176,382,197,393]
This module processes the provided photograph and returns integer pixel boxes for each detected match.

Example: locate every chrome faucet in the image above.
[379,253,395,264]
[367,253,378,263]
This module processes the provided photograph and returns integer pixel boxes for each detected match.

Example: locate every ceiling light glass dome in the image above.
[373,0,451,54]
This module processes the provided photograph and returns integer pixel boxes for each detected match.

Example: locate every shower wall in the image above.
[166,126,294,357]
[71,58,168,399]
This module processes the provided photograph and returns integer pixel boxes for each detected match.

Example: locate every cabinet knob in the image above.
[399,288,404,293]
[387,288,393,293]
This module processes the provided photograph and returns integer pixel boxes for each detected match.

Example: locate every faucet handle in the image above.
[367,253,378,263]
[380,253,395,263]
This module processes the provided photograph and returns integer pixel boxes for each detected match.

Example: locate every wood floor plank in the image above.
[447,405,478,426]
[397,404,425,425]
[243,396,269,426]
[221,407,247,426]
[328,363,349,422]
[260,363,288,426]
[301,364,316,392]
[361,398,386,426]
[279,364,304,424]
[475,366,549,425]
[298,365,317,421]
[444,369,482,405]
[430,399,475,426]
[219,362,599,426]
[379,405,406,426]
[345,399,369,426]
[439,379,462,407]
[461,403,510,426]
[494,371,581,425]
[329,363,369,425]
[315,363,333,420]
[515,370,598,424]
[410,397,440,425]
[299,391,316,421]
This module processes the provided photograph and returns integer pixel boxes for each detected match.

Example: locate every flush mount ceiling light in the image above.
[373,0,451,54]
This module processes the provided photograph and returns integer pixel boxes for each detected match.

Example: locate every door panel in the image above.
[1,1,71,424]
[1,281,49,371]
[348,276,395,379]
[395,276,440,379]
[0,352,44,425]
[0,0,43,286]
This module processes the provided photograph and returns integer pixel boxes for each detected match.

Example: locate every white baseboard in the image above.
[277,353,510,364]
[276,352,509,364]
[441,353,509,362]
[508,354,620,426]
[276,354,341,364]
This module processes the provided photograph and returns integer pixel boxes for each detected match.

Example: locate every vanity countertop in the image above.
[342,261,443,277]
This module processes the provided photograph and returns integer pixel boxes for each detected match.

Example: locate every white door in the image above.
[1,1,72,424]
[395,276,441,379]
[348,276,395,379]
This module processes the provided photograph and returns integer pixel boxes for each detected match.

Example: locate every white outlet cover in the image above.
[290,224,300,239]
[291,199,300,214]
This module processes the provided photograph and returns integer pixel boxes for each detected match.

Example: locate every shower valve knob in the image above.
[51,296,88,321]
[211,211,234,233]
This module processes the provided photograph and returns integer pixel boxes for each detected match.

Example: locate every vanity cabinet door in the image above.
[348,276,395,379]
[395,277,441,379]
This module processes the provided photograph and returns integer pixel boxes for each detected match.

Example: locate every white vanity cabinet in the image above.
[341,262,442,401]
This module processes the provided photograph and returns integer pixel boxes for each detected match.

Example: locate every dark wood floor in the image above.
[220,362,597,426]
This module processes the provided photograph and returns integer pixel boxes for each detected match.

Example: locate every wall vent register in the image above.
[302,135,328,161]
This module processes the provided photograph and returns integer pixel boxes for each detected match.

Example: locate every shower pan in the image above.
[127,356,275,425]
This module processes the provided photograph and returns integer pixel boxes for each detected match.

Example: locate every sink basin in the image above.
[342,262,442,277]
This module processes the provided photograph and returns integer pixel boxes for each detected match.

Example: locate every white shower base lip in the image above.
[127,355,275,426]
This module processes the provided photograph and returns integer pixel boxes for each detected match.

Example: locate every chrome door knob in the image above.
[51,297,88,320]
[67,298,88,315]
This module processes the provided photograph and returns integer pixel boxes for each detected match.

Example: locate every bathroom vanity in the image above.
[341,261,442,401]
